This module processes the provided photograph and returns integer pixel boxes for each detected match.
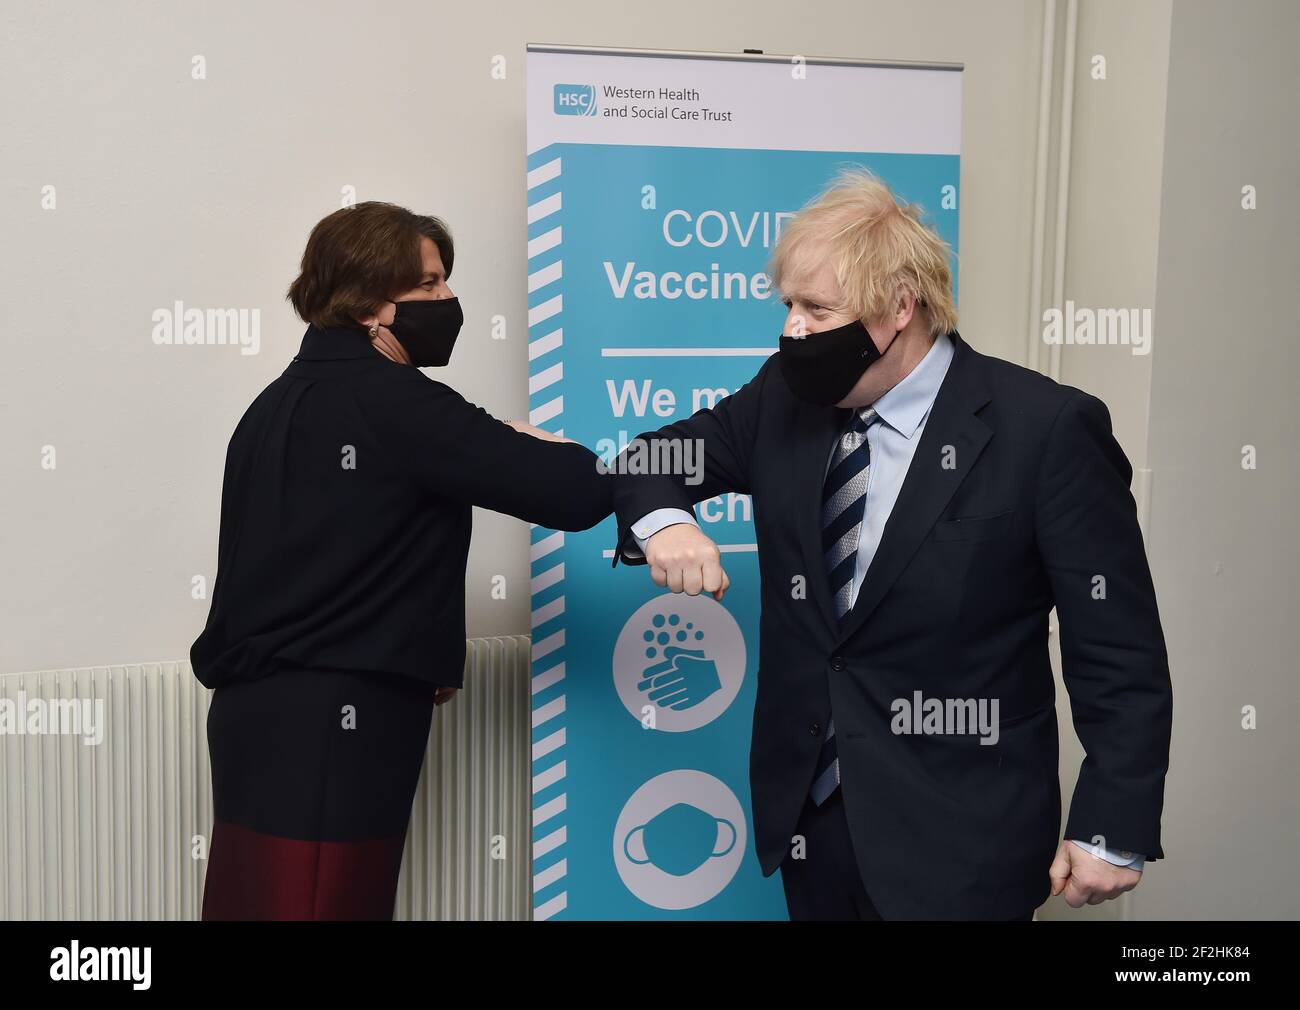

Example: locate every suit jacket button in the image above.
[830,655,845,671]
[810,722,822,736]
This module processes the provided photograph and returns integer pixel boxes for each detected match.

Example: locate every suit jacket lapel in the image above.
[836,334,993,643]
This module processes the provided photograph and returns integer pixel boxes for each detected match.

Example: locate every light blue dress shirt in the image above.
[626,332,1144,871]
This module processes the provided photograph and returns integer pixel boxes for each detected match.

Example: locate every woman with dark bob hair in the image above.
[191,201,610,919]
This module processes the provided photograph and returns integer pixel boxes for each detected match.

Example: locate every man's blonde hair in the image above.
[770,167,957,338]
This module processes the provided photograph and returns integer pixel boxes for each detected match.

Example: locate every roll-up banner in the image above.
[525,44,962,919]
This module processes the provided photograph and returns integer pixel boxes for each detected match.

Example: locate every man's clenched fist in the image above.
[1049,840,1142,908]
[644,524,730,601]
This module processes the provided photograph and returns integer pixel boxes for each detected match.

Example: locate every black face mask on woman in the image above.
[777,318,901,406]
[387,296,464,367]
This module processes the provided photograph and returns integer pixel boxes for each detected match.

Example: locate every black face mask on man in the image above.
[386,296,464,367]
[777,318,901,406]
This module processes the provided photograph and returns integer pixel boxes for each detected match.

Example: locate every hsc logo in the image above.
[553,83,597,116]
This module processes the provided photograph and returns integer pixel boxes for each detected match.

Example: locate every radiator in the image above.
[0,636,533,921]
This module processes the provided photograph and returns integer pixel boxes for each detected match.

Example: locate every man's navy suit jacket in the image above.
[611,331,1173,919]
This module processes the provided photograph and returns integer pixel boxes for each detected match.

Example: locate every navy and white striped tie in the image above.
[810,406,880,807]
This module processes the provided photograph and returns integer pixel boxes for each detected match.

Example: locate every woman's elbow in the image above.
[516,443,613,530]
[549,477,613,532]
[540,465,616,532]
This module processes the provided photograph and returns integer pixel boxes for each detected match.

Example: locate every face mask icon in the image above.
[623,802,737,877]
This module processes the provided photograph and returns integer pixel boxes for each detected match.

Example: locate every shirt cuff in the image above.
[1069,839,1145,871]
[625,508,699,558]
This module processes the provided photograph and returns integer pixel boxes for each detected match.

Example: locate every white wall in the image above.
[0,0,1049,671]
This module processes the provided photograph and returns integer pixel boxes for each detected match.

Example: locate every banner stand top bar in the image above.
[526,42,963,73]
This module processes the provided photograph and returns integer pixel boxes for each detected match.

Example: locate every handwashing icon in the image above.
[636,613,722,710]
[613,594,746,732]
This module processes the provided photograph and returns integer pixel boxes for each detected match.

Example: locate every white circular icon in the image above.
[613,770,748,909]
[612,593,746,732]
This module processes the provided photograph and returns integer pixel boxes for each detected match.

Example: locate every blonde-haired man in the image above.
[611,169,1172,920]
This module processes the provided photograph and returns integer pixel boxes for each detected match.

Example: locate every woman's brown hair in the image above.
[287,201,454,328]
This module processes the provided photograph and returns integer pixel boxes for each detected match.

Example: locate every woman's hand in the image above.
[506,419,574,444]
[434,687,458,706]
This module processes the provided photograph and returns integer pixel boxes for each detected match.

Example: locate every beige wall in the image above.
[1044,0,1300,920]
[1055,0,1170,468]
[1132,0,1300,921]
[1045,0,1173,921]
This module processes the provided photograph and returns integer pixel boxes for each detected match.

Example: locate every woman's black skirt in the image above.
[200,665,438,920]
